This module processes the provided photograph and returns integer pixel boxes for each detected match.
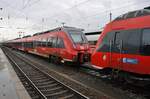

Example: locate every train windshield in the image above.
[69,31,88,44]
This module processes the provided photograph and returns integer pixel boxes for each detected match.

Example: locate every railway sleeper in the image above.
[27,74,46,77]
[32,78,51,82]
[45,90,69,98]
[25,72,42,75]
[31,95,41,99]
[35,81,55,86]
[42,87,67,95]
[28,75,46,78]
[38,83,58,89]
[58,94,74,99]
[30,77,48,80]
[41,86,63,92]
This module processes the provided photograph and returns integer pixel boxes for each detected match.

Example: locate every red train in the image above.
[91,9,150,83]
[6,26,90,64]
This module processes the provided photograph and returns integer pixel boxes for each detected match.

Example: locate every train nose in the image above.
[80,46,85,50]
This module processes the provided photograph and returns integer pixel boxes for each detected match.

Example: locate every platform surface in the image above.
[0,48,31,99]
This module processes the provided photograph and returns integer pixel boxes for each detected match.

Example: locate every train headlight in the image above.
[102,55,106,61]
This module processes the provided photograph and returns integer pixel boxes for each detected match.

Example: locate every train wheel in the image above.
[55,56,61,64]
[110,69,119,80]
[51,55,55,63]
[110,69,125,82]
[51,56,61,64]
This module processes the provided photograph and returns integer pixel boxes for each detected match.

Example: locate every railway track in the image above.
[2,47,89,99]
[3,47,150,99]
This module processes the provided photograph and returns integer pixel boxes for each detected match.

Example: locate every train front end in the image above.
[66,28,91,64]
[91,9,150,85]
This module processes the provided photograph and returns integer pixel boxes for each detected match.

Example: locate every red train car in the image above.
[91,9,150,82]
[7,26,90,64]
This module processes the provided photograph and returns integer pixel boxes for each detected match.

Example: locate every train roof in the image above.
[33,26,84,36]
[144,6,150,10]
[114,9,150,21]
[22,35,31,38]
[8,26,84,43]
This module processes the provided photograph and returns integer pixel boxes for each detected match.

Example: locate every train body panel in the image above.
[92,52,150,75]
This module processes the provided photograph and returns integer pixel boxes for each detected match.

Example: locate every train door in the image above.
[110,29,141,73]
[110,31,123,70]
[57,37,66,58]
[56,37,60,56]
[52,37,58,56]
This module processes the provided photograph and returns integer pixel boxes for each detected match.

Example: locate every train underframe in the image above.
[97,67,150,86]
[49,52,91,65]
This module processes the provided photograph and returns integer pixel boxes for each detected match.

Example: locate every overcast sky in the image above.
[0,0,149,41]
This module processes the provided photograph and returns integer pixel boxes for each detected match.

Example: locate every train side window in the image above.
[57,38,65,48]
[26,42,32,48]
[36,41,40,47]
[33,41,36,48]
[97,29,141,54]
[47,37,53,47]
[142,29,150,45]
[115,29,141,54]
[60,39,65,48]
[141,29,150,55]
[41,39,47,47]
[52,37,57,48]
[114,32,121,52]
[30,42,33,48]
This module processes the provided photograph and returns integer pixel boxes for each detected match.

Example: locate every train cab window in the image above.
[125,11,136,19]
[141,29,150,55]
[69,31,88,44]
[70,33,83,43]
[96,32,115,52]
[136,9,150,17]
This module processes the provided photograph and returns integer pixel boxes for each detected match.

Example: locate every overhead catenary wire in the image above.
[22,0,40,9]
[27,0,150,32]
